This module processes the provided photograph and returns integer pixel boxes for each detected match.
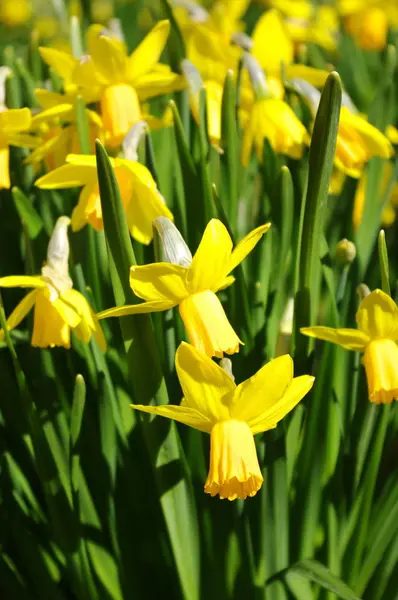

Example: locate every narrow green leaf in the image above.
[377,230,391,295]
[160,0,186,70]
[220,70,239,231]
[12,187,43,240]
[295,72,342,357]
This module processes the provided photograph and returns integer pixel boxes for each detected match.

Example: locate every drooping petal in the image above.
[179,290,241,358]
[31,290,70,348]
[300,326,370,350]
[0,290,37,341]
[187,219,233,293]
[61,288,106,351]
[340,109,393,159]
[128,20,170,82]
[97,300,175,320]
[175,341,235,424]
[227,223,271,276]
[52,297,81,328]
[363,339,398,404]
[0,275,47,289]
[129,263,188,303]
[35,164,95,189]
[131,403,212,433]
[204,420,263,500]
[356,289,398,341]
[122,162,174,244]
[231,355,293,422]
[249,375,315,435]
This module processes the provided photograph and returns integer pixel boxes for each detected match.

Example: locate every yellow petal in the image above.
[0,145,10,189]
[101,83,141,148]
[204,420,263,500]
[31,104,74,127]
[7,133,39,149]
[0,275,47,289]
[52,297,81,328]
[0,108,31,133]
[249,375,315,435]
[131,403,212,433]
[129,263,188,303]
[62,288,107,351]
[231,354,293,422]
[32,290,70,348]
[227,223,271,276]
[91,35,127,84]
[252,9,294,73]
[187,219,233,292]
[128,20,170,82]
[179,290,241,358]
[0,290,37,341]
[175,341,235,424]
[356,289,398,340]
[122,161,174,244]
[340,109,393,159]
[133,71,185,101]
[97,300,174,320]
[66,154,98,167]
[363,339,398,404]
[300,326,370,350]
[39,47,77,84]
[35,164,95,189]
[285,64,330,88]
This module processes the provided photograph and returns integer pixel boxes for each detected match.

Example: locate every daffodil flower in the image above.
[0,217,105,350]
[98,218,270,357]
[241,54,310,166]
[34,151,173,244]
[342,3,388,51]
[0,107,37,189]
[301,289,398,404]
[131,342,314,500]
[72,20,184,147]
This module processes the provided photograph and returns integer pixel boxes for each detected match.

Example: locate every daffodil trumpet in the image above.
[131,342,314,500]
[301,289,398,404]
[0,217,105,350]
[98,218,270,358]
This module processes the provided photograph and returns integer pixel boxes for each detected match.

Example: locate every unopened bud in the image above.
[243,53,269,100]
[220,357,235,381]
[108,18,125,42]
[231,32,253,51]
[181,59,204,97]
[121,121,148,162]
[335,239,356,265]
[341,90,358,114]
[153,217,192,267]
[290,78,320,115]
[357,283,371,301]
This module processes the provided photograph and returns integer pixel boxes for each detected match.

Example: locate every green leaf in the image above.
[12,187,43,240]
[294,72,342,358]
[269,559,362,600]
[377,230,391,296]
[220,70,239,231]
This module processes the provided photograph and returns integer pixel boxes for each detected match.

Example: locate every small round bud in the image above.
[219,358,235,381]
[357,283,371,301]
[335,239,356,265]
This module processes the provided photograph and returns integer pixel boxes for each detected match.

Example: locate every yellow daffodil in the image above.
[268,1,339,51]
[72,20,184,147]
[339,0,396,51]
[0,217,105,350]
[35,149,172,244]
[241,54,310,166]
[98,218,270,357]
[301,289,398,404]
[0,0,32,27]
[132,342,314,499]
[291,79,393,178]
[0,107,36,189]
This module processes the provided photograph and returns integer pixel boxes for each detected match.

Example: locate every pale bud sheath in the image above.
[0,66,12,111]
[220,358,235,381]
[153,217,192,267]
[172,0,209,23]
[181,59,204,97]
[290,78,321,115]
[122,121,148,162]
[46,216,71,276]
[231,32,254,51]
[243,53,268,99]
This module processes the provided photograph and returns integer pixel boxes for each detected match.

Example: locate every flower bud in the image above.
[357,283,371,301]
[180,59,204,124]
[219,357,235,381]
[290,78,321,116]
[341,90,358,114]
[121,120,148,162]
[243,53,269,100]
[153,217,192,267]
[0,66,11,111]
[231,32,253,51]
[173,0,208,23]
[46,216,71,275]
[335,239,356,265]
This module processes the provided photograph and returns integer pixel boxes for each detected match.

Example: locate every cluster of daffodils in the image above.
[1,2,397,502]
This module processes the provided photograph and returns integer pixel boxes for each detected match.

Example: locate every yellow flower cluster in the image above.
[1,2,397,503]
